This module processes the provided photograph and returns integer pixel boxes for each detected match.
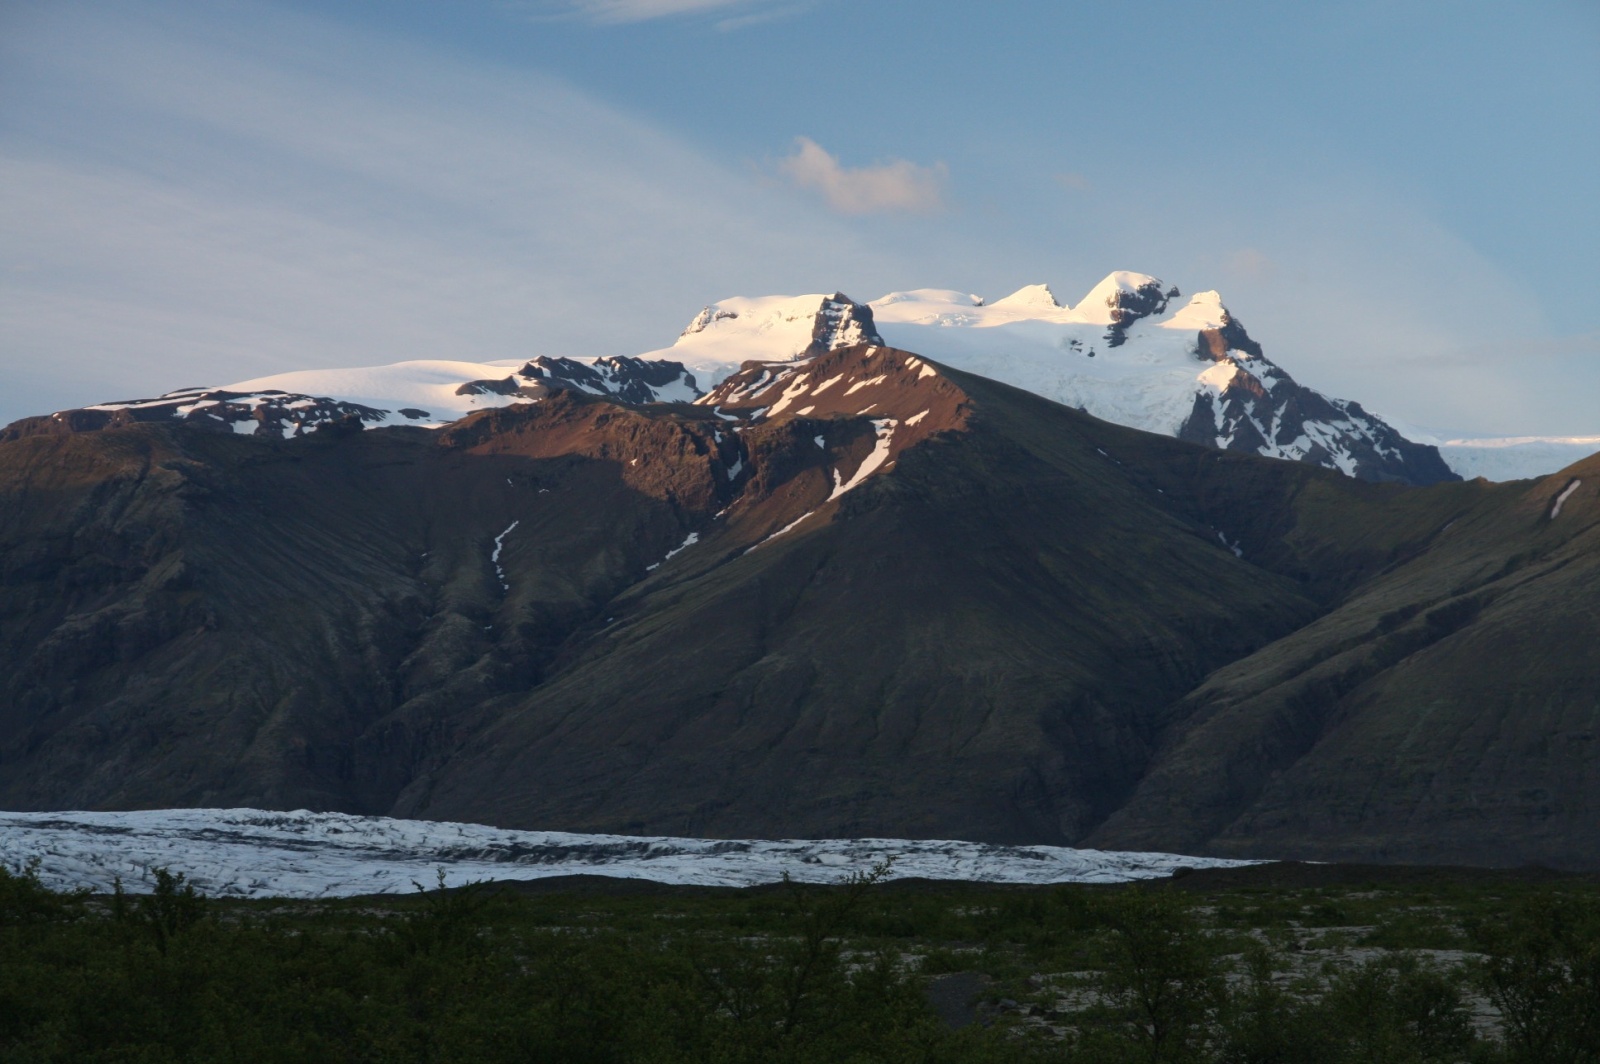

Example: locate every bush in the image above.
[0,858,88,926]
[1474,895,1600,1064]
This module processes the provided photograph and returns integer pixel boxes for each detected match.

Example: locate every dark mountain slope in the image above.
[1,346,1593,866]
[398,354,1485,843]
[1090,458,1600,868]
[0,398,736,812]
[402,390,1324,842]
[1,348,1325,839]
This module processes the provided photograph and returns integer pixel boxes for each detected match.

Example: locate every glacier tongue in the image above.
[0,808,1256,899]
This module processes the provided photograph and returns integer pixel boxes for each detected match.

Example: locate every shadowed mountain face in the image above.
[1,346,1595,867]
[1088,455,1600,867]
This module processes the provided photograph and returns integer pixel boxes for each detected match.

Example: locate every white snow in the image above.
[664,531,700,559]
[1436,437,1600,482]
[649,531,702,572]
[763,374,813,417]
[1551,479,1582,519]
[641,293,876,390]
[905,410,930,426]
[848,273,1238,440]
[1197,361,1240,393]
[642,373,702,404]
[1071,271,1163,325]
[873,314,1209,438]
[747,510,816,552]
[990,283,1064,312]
[0,808,1257,898]
[843,375,887,395]
[491,520,519,590]
[829,419,897,500]
[1161,291,1230,331]
[224,359,529,427]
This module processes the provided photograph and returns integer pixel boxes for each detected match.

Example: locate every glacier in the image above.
[0,808,1256,899]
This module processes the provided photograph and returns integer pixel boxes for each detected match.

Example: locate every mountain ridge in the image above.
[4,270,1502,484]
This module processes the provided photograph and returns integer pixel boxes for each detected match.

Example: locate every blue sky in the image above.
[2,0,1596,435]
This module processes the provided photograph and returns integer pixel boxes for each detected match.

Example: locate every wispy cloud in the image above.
[540,0,770,24]
[713,4,807,31]
[776,137,947,215]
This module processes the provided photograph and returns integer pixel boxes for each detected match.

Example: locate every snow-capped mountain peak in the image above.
[868,273,1178,335]
[1073,271,1171,325]
[990,283,1064,311]
[669,292,880,355]
[638,291,882,392]
[1160,290,1230,332]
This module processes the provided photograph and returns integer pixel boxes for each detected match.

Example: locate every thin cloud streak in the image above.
[541,0,768,24]
[776,137,947,215]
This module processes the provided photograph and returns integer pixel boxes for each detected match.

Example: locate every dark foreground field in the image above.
[2,860,1598,1062]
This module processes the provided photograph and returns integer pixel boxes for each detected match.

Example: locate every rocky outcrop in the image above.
[460,356,703,405]
[1103,279,1178,347]
[1173,312,1459,485]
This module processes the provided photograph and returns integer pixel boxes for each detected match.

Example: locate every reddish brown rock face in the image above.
[707,344,970,439]
[439,394,739,514]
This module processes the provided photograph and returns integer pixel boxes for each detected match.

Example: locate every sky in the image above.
[2,0,1596,436]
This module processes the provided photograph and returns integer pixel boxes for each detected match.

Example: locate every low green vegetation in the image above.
[2,859,1598,1062]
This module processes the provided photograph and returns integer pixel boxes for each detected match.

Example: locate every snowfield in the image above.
[870,286,1238,440]
[0,808,1257,899]
[220,358,531,427]
[1435,437,1600,482]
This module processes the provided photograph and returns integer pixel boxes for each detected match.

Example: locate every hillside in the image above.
[1092,453,1599,867]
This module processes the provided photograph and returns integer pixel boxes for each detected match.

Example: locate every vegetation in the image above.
[2,858,1598,1062]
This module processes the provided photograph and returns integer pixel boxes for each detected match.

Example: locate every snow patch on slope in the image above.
[829,419,897,500]
[1551,479,1582,519]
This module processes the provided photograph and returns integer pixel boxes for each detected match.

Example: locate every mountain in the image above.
[866,277,1459,486]
[646,273,1458,486]
[9,272,1484,484]
[2,340,1595,867]
[1,356,702,442]
[1087,450,1600,867]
